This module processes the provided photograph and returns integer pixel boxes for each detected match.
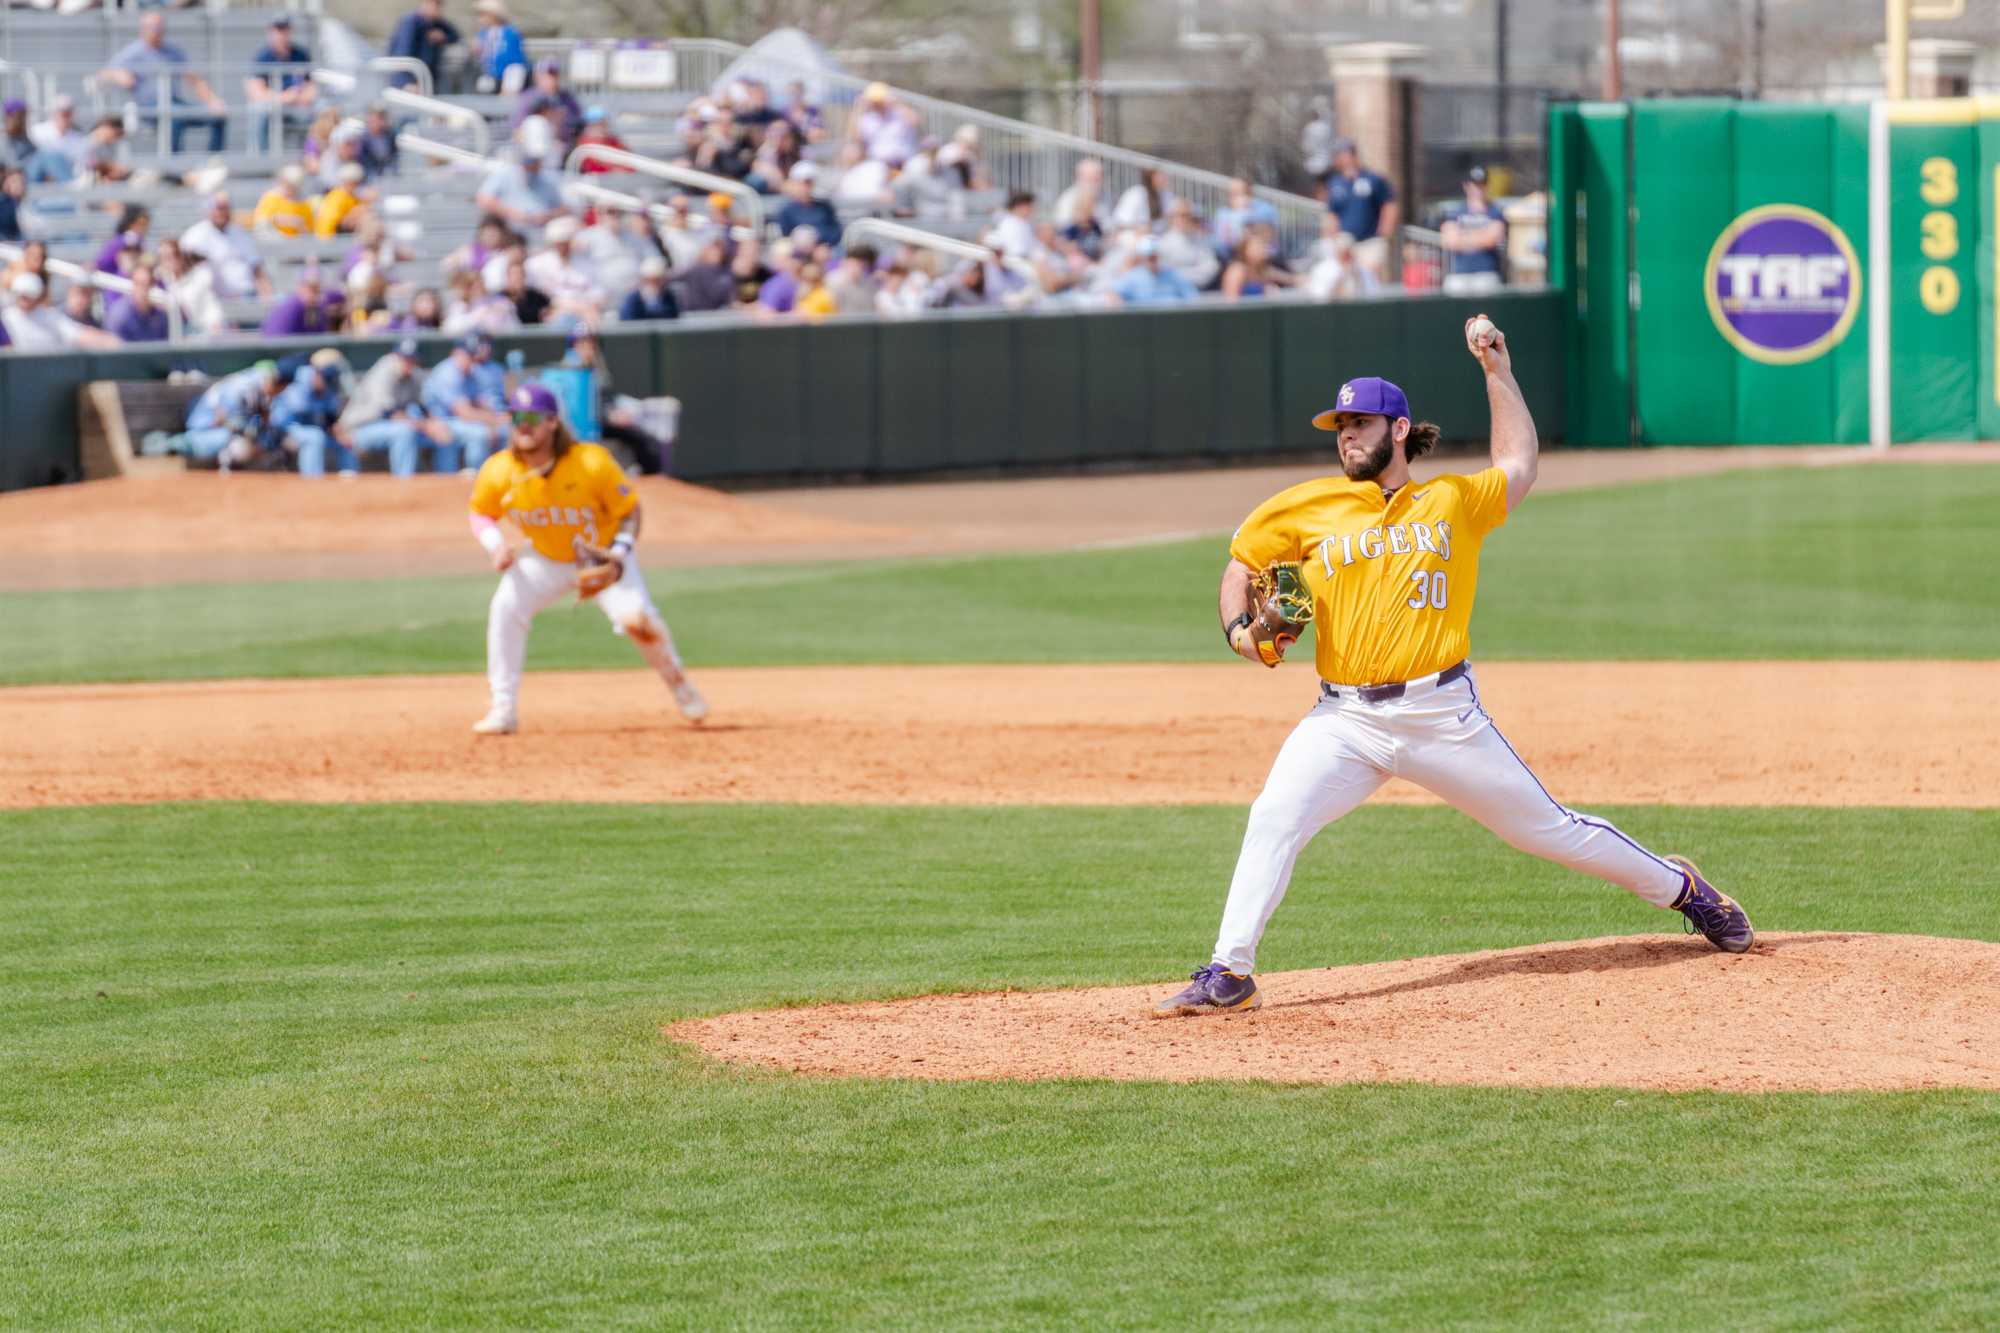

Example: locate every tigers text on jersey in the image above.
[1230,466,1510,685]
[469,441,637,563]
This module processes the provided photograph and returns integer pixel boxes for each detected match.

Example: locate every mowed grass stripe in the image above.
[2,803,1997,1328]
[3,462,1998,685]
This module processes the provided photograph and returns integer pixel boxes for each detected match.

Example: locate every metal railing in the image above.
[395,130,490,173]
[399,133,753,244]
[315,71,485,156]
[0,242,184,342]
[56,57,336,164]
[365,56,432,100]
[665,37,1328,257]
[841,217,1041,303]
[563,144,763,234]
[381,85,487,156]
[1399,225,1444,293]
[522,38,676,100]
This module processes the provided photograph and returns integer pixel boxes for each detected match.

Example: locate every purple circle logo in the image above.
[1703,205,1861,365]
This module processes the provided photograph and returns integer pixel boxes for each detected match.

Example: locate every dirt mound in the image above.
[6,663,1996,810]
[669,932,2000,1092]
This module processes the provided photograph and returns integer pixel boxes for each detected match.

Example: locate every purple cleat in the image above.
[1152,963,1261,1017]
[1667,855,1755,953]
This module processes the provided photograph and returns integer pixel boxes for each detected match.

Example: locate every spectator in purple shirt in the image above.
[757,239,800,313]
[105,263,171,342]
[511,60,583,156]
[260,267,333,337]
[95,206,151,276]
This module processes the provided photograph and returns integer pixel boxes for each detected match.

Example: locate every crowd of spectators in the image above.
[0,0,1515,353]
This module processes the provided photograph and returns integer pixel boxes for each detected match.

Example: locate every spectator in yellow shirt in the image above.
[251,164,315,237]
[795,260,836,319]
[313,162,372,238]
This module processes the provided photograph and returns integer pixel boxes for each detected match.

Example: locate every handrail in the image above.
[380,87,489,157]
[403,134,662,216]
[395,131,491,171]
[0,243,184,342]
[562,144,763,233]
[566,178,678,226]
[365,56,433,99]
[841,217,1041,300]
[400,134,756,243]
[316,72,487,155]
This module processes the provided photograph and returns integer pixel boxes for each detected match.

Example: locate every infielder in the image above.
[1156,315,1753,1016]
[467,383,707,736]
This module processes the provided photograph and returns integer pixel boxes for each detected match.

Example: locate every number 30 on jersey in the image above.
[1408,570,1449,610]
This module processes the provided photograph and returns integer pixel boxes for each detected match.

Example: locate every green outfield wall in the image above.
[0,293,1562,493]
[1551,96,2000,447]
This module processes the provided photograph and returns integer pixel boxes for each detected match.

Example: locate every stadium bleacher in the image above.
[0,7,1357,346]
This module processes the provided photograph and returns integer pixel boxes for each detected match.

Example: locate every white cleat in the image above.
[672,680,709,723]
[471,708,518,736]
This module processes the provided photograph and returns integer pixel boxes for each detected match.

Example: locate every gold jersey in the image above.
[469,441,638,563]
[1230,466,1511,685]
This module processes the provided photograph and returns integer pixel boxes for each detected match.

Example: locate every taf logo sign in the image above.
[1704,204,1862,365]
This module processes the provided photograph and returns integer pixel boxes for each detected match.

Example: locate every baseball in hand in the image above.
[1466,315,1499,352]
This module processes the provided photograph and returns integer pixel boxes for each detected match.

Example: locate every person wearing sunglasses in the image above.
[465,383,708,734]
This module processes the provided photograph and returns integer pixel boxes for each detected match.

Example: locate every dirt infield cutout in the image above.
[671,933,2000,1092]
[7,663,1996,809]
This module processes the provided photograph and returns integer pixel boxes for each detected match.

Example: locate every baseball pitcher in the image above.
[1156,315,1753,1017]
[467,383,707,735]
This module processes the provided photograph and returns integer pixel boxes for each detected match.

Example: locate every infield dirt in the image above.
[6,661,1997,809]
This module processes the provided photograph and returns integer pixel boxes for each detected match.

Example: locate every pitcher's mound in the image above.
[670,933,2000,1092]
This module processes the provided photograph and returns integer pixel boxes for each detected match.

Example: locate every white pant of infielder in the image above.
[1212,663,1688,974]
[484,551,697,723]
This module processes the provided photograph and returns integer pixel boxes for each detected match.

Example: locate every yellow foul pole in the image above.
[1886,0,1909,99]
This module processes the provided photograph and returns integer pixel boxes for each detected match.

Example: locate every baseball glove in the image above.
[1244,562,1313,668]
[573,539,623,599]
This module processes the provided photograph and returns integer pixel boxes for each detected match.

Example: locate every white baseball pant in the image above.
[486,551,686,715]
[1212,664,1688,974]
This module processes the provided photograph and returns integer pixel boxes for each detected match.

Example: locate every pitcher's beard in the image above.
[1340,435,1394,482]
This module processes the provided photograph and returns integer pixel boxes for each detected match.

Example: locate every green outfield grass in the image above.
[4,802,1997,1329]
[3,463,1998,685]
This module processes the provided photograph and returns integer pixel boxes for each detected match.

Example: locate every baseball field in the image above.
[5,447,1998,1326]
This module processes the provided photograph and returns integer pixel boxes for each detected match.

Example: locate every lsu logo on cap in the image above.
[1338,384,1356,406]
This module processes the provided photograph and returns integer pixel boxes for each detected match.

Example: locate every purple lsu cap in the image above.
[1312,375,1410,431]
[511,383,561,416]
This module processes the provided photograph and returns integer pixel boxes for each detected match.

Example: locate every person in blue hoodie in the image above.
[421,334,511,473]
[270,351,354,476]
[184,361,282,468]
[473,0,528,94]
